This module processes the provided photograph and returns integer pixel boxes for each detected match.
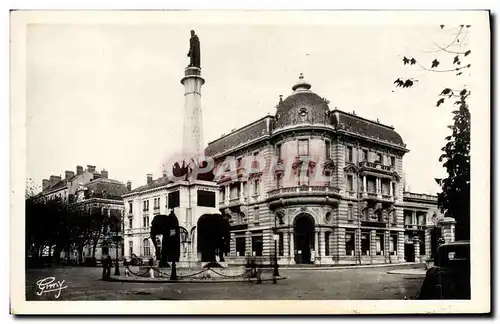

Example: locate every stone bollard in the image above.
[125,267,130,277]
[149,267,155,278]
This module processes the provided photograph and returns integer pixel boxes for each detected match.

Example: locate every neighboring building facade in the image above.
[203,74,453,265]
[121,174,220,264]
[35,165,129,261]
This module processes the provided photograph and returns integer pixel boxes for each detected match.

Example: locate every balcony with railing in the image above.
[359,161,394,176]
[267,185,342,209]
[403,191,438,202]
[360,190,394,203]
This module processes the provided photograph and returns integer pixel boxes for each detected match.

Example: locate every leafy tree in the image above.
[394,25,471,240]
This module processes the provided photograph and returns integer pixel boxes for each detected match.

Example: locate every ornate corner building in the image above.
[205,74,456,266]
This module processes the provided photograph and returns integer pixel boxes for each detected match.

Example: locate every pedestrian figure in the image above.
[310,249,315,263]
[124,259,130,277]
[102,255,112,280]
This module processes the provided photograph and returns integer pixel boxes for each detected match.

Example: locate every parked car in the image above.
[417,240,470,299]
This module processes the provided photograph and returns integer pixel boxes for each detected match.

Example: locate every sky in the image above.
[25,18,473,194]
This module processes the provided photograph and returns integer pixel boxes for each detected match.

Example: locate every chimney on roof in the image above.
[65,170,75,180]
[76,165,84,175]
[87,165,96,173]
[147,174,153,184]
[101,169,108,179]
[49,175,61,187]
[42,179,49,191]
[126,181,132,191]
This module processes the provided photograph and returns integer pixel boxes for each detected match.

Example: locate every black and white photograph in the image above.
[9,9,490,314]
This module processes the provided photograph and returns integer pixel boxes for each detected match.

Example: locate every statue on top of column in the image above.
[187,30,201,68]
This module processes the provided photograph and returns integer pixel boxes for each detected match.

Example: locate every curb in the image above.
[107,276,287,284]
[279,262,424,271]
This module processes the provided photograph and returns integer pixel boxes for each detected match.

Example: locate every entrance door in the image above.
[404,243,415,262]
[294,213,315,264]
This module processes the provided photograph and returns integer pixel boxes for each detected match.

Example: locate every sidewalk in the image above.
[278,262,424,271]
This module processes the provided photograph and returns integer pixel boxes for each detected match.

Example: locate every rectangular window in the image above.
[128,201,133,213]
[197,190,216,207]
[129,241,133,257]
[276,173,283,188]
[346,146,353,162]
[143,240,150,257]
[143,216,149,228]
[298,139,309,156]
[376,234,384,255]
[391,156,396,167]
[143,200,149,211]
[347,175,354,191]
[361,232,370,255]
[237,157,243,168]
[168,191,180,208]
[325,232,331,256]
[254,207,259,222]
[253,179,260,196]
[325,140,331,159]
[345,232,355,256]
[252,236,263,256]
[390,235,397,255]
[347,204,353,220]
[236,237,246,257]
[404,211,413,225]
[363,149,368,161]
[276,144,282,161]
[128,217,133,229]
[252,151,259,169]
[377,153,383,163]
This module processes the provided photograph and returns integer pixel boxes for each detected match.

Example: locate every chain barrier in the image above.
[125,265,151,277]
[122,265,265,281]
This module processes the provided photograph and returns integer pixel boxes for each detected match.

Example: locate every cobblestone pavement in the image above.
[25,265,424,300]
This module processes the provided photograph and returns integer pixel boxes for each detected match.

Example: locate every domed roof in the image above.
[274,74,330,129]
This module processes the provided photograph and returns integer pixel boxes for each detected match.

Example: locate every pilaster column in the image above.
[245,231,251,257]
[390,180,394,197]
[240,182,244,200]
[439,217,456,243]
[425,228,432,260]
[319,230,325,257]
[225,184,230,202]
[412,210,417,227]
[363,176,367,193]
[289,230,295,257]
[370,230,376,258]
[314,230,319,256]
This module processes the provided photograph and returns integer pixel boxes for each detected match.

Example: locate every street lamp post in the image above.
[114,235,121,276]
[272,213,280,284]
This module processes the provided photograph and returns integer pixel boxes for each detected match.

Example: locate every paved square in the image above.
[25,265,424,300]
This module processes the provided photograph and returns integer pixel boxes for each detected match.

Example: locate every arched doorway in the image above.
[294,213,315,264]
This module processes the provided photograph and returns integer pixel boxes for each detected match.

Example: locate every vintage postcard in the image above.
[10,10,490,314]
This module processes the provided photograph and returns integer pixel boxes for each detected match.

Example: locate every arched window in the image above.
[143,238,150,257]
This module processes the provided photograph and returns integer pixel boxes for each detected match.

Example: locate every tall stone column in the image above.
[289,230,295,258]
[314,230,319,257]
[390,180,394,197]
[181,66,205,159]
[425,228,432,260]
[370,230,376,260]
[397,231,405,262]
[363,176,367,193]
